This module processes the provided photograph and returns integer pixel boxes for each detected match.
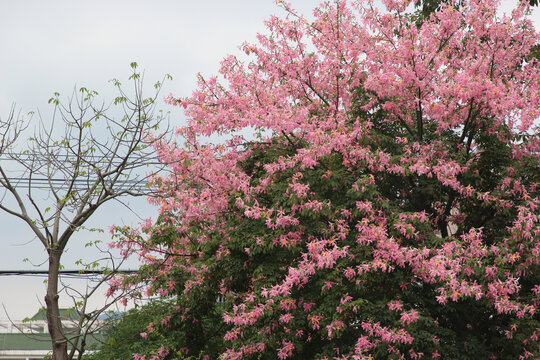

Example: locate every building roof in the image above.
[29,308,81,322]
[0,333,51,351]
[0,332,103,350]
[0,308,104,354]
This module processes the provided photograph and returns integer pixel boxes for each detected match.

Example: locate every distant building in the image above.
[0,308,103,360]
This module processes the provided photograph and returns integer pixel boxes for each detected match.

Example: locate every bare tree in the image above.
[0,63,170,360]
[59,243,146,360]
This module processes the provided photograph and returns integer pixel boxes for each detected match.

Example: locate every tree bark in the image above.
[45,249,69,360]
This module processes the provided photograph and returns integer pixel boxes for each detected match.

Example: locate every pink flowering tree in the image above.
[111,0,540,359]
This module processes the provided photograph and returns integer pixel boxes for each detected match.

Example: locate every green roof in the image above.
[0,333,51,350]
[0,332,103,350]
[30,308,81,322]
[0,308,103,351]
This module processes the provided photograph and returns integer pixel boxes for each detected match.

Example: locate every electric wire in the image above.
[0,177,150,191]
[0,270,138,278]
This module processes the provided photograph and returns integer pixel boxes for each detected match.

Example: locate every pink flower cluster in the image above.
[112,0,540,358]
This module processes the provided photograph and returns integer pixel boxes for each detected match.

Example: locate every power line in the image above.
[0,270,138,278]
[4,178,144,184]
[0,152,160,160]
[1,177,150,191]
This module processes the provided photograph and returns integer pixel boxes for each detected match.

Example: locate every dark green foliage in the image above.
[85,298,228,359]
[415,0,538,21]
[85,301,174,360]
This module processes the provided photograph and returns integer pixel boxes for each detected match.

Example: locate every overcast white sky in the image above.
[0,0,323,321]
[0,0,537,320]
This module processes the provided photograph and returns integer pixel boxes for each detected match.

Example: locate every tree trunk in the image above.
[45,250,69,360]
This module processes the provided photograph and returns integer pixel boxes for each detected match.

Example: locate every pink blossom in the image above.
[277,341,294,359]
[400,309,420,326]
[113,0,540,358]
